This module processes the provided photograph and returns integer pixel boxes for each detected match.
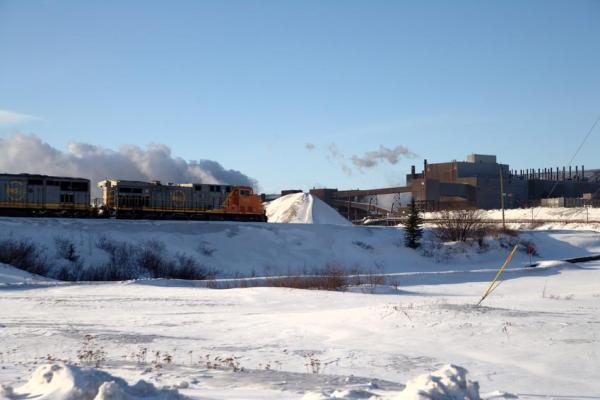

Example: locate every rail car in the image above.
[0,173,91,217]
[97,179,266,221]
[0,173,266,221]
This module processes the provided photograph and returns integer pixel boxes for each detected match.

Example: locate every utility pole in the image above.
[586,205,589,223]
[531,207,534,225]
[347,198,351,221]
[500,167,506,230]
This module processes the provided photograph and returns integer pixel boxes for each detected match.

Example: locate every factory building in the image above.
[310,154,600,219]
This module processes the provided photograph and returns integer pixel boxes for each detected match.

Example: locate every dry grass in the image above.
[206,266,388,292]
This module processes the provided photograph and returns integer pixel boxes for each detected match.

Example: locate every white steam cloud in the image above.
[351,145,416,169]
[0,134,258,196]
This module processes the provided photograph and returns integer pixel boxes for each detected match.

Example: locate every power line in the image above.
[533,113,600,217]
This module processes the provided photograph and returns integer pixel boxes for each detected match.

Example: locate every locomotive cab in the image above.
[223,186,263,214]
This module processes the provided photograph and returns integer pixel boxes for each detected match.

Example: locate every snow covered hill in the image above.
[0,217,599,280]
[0,262,55,286]
[266,192,351,225]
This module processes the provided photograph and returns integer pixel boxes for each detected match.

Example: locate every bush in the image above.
[137,239,167,277]
[171,253,214,280]
[95,236,141,280]
[94,236,214,281]
[54,237,80,262]
[434,209,487,242]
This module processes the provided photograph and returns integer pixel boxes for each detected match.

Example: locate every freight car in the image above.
[0,173,90,217]
[98,179,266,221]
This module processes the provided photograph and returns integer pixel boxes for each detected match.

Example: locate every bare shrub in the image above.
[360,270,386,293]
[0,238,48,276]
[171,253,214,280]
[76,335,106,368]
[93,237,216,281]
[434,209,487,242]
[137,239,167,277]
[95,236,140,280]
[203,354,244,372]
[303,353,338,374]
[265,265,348,291]
[54,237,80,262]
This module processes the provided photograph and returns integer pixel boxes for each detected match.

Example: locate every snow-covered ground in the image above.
[0,263,55,286]
[424,207,600,231]
[1,208,599,398]
[1,216,599,280]
[1,256,599,398]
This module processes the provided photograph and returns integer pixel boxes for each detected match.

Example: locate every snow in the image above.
[1,216,599,279]
[1,215,600,398]
[392,364,480,400]
[0,262,55,286]
[1,362,183,400]
[1,257,600,398]
[1,363,488,400]
[424,207,600,231]
[266,193,351,225]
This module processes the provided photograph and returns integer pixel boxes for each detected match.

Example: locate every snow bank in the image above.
[393,364,480,400]
[300,364,482,399]
[0,216,598,280]
[0,262,54,286]
[0,363,184,400]
[424,207,600,231]
[266,193,351,225]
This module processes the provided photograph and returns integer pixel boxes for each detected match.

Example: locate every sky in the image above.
[1,0,599,193]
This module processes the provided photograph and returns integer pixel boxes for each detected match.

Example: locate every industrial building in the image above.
[310,154,600,220]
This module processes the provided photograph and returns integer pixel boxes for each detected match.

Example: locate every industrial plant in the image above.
[310,154,600,221]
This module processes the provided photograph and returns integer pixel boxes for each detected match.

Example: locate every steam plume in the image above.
[0,134,258,196]
[351,145,416,169]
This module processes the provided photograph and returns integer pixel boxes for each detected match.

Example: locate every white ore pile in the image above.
[266,192,351,225]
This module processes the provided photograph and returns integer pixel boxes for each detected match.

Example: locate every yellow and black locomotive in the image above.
[0,173,90,216]
[0,173,266,221]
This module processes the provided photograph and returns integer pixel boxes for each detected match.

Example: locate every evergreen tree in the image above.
[403,199,423,249]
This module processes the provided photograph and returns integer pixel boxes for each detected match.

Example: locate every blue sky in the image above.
[1,0,599,193]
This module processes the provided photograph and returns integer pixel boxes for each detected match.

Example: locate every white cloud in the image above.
[0,109,39,125]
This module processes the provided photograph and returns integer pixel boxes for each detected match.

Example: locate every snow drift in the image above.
[0,262,54,286]
[266,192,351,225]
[0,363,184,400]
[393,364,480,400]
[300,364,481,399]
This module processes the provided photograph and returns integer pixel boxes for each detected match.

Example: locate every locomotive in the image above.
[0,173,266,221]
[0,173,91,217]
[98,179,265,221]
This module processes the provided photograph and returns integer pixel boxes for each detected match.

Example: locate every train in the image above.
[0,173,266,221]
